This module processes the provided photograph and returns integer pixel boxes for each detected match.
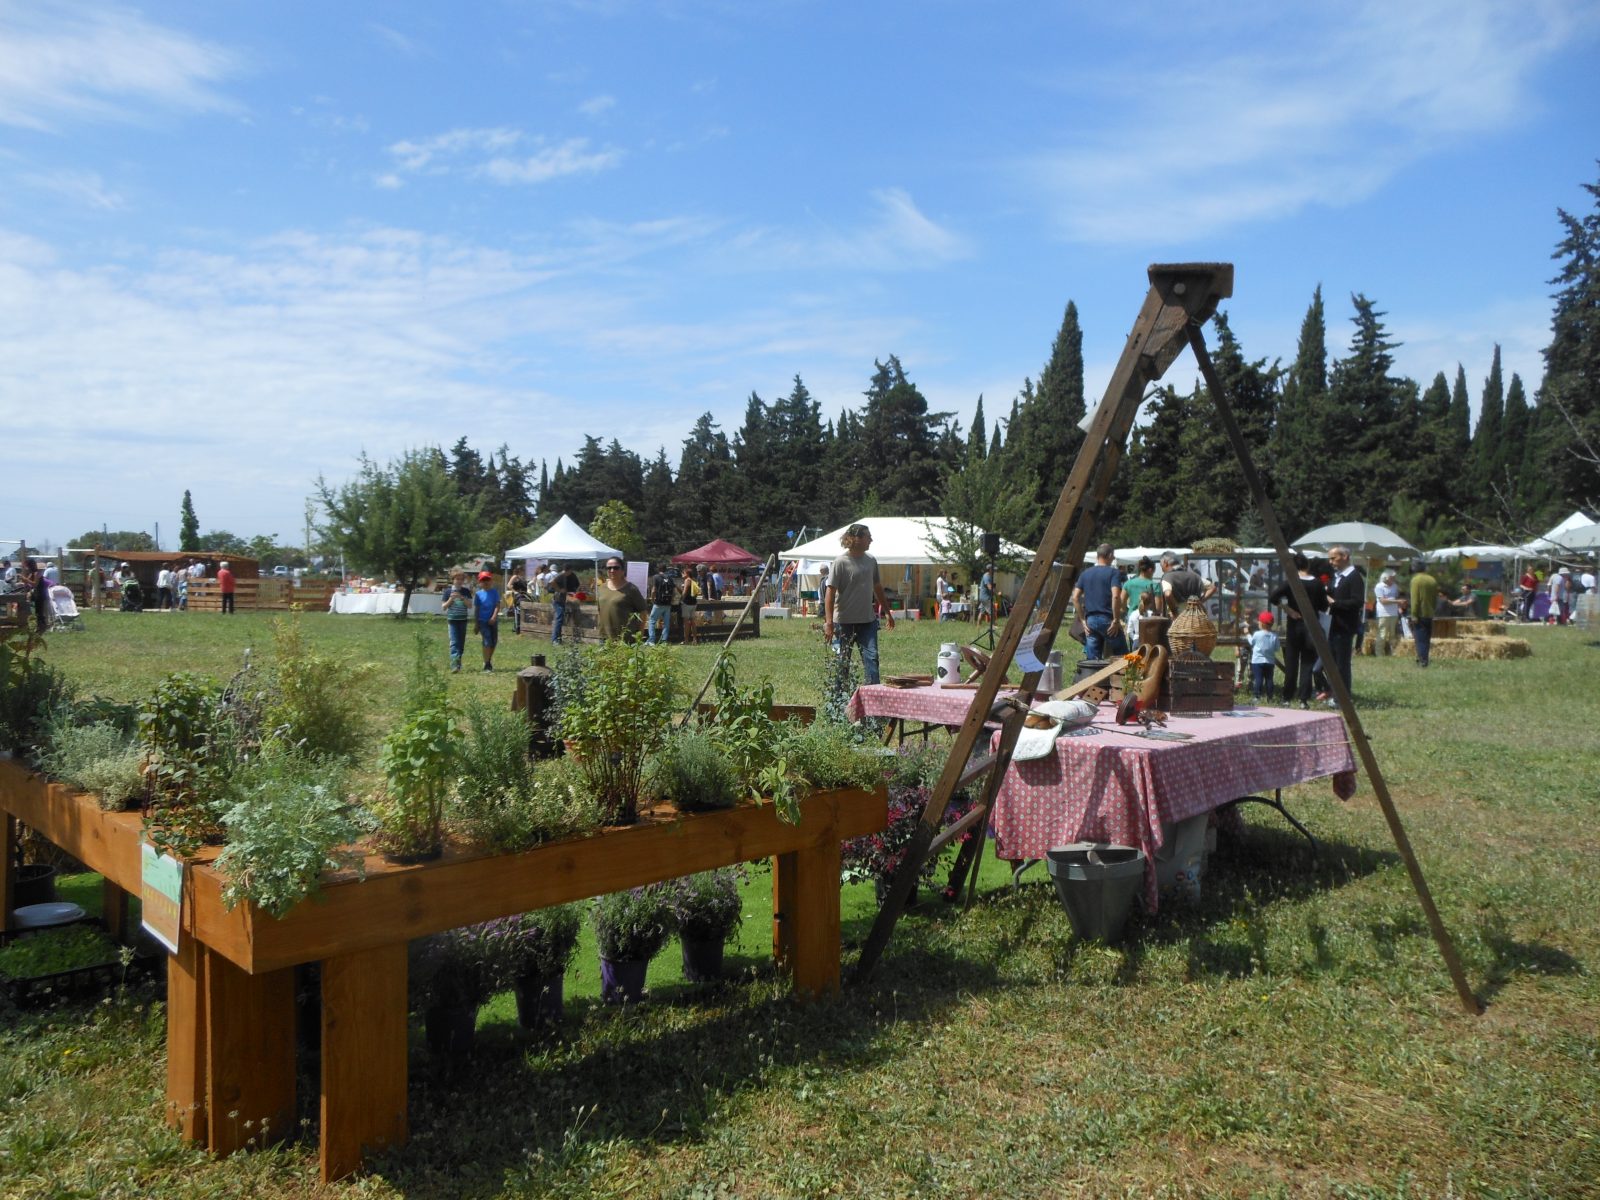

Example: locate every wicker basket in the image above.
[1168,597,1217,657]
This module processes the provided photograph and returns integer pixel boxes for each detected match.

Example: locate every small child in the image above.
[1247,611,1280,701]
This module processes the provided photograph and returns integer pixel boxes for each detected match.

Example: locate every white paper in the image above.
[1016,621,1048,673]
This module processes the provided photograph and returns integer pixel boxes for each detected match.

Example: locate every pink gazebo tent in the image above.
[671,538,762,567]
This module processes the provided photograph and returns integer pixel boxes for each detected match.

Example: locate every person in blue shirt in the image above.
[440,571,472,672]
[1071,543,1125,661]
[1247,612,1280,700]
[473,571,501,672]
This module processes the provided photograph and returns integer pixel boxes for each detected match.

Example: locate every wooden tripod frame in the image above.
[851,263,1481,1016]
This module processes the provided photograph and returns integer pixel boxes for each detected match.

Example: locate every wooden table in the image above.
[0,757,884,1181]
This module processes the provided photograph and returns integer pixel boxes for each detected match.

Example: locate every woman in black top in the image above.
[1269,553,1330,706]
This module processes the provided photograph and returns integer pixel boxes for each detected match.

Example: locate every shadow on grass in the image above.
[1478,923,1585,1006]
[363,946,1002,1198]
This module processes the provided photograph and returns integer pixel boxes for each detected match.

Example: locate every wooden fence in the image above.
[187,579,341,613]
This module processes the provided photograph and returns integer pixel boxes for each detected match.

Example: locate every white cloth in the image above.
[1012,699,1099,762]
[329,591,444,615]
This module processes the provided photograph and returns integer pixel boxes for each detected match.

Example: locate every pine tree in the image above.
[1115,386,1186,545]
[670,414,736,547]
[1538,164,1600,510]
[969,395,988,462]
[639,450,675,563]
[858,356,950,515]
[1500,373,1531,516]
[179,490,200,552]
[1324,293,1406,523]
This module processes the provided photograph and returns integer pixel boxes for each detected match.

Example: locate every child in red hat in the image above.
[1248,611,1279,701]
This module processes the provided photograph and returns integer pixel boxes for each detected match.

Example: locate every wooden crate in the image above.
[1110,651,1235,712]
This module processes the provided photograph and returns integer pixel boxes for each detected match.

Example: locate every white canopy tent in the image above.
[1518,511,1599,554]
[506,514,622,563]
[1558,522,1600,552]
[1423,544,1522,563]
[779,517,1034,606]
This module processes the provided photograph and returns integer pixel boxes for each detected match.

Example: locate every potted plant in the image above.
[481,904,582,1029]
[646,728,740,812]
[558,643,678,824]
[663,869,744,983]
[591,886,671,1004]
[409,923,496,1057]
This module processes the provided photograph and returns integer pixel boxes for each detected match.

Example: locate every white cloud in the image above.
[20,168,124,211]
[0,1,238,131]
[578,94,616,117]
[729,189,971,271]
[1022,0,1596,243]
[385,127,620,185]
[482,139,620,184]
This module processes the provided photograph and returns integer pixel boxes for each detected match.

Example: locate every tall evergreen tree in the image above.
[1329,294,1406,522]
[1412,372,1459,519]
[1470,345,1505,515]
[1500,373,1532,514]
[639,449,676,562]
[1005,303,1086,539]
[1115,386,1186,545]
[669,414,736,547]
[179,490,200,552]
[969,395,988,462]
[1538,164,1600,510]
[858,356,950,514]
[1270,287,1338,536]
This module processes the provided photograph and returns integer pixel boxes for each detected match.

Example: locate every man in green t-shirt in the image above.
[1409,561,1438,668]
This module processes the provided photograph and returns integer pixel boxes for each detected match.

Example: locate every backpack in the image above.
[653,574,675,606]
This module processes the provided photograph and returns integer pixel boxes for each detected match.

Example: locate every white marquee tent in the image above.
[506,514,621,563]
[780,517,1035,607]
[1518,511,1600,554]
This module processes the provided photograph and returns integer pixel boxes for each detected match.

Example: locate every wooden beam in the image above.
[102,878,131,944]
[774,838,844,997]
[320,943,408,1183]
[202,948,296,1154]
[1,813,14,934]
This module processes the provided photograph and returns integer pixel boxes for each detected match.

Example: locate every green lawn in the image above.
[5,610,1599,1197]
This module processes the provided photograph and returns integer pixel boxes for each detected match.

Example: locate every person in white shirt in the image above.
[42,561,59,585]
[1373,570,1402,656]
[935,573,949,620]
[156,563,175,610]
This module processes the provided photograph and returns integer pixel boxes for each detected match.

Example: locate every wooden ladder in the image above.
[851,263,1480,1016]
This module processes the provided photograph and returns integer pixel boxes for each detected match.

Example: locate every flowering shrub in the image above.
[841,743,975,888]
[591,885,672,963]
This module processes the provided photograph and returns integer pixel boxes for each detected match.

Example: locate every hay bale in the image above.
[1424,636,1531,660]
[1460,620,1508,638]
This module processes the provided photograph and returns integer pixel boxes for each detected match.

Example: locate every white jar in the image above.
[936,642,962,687]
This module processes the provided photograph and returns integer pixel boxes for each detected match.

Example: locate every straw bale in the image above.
[1399,636,1531,660]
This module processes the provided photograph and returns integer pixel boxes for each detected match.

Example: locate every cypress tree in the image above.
[858,356,950,515]
[969,395,988,462]
[1271,287,1336,537]
[1328,293,1404,522]
[1471,346,1505,513]
[179,490,200,552]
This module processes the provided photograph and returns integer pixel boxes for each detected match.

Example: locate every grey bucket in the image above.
[1045,843,1145,944]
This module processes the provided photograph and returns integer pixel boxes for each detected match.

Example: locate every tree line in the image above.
[67,168,1600,580]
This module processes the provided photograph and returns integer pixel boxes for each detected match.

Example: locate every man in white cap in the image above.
[1373,569,1402,655]
[1549,567,1573,625]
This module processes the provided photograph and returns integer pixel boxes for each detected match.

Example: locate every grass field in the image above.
[5,609,1599,1198]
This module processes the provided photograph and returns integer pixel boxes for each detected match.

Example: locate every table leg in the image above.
[102,878,131,944]
[320,943,408,1183]
[165,937,208,1144]
[203,948,296,1153]
[1,814,14,933]
[773,839,843,997]
[771,852,796,973]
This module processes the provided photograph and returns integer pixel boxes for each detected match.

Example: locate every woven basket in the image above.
[1168,597,1217,657]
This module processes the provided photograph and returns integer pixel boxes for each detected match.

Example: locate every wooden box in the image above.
[1109,651,1234,713]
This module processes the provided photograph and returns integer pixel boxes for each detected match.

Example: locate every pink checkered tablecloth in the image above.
[847,682,1029,727]
[850,686,1359,911]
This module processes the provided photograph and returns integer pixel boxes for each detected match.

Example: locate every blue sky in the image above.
[3,0,1597,551]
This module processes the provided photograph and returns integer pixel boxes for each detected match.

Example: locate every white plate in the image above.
[11,902,86,929]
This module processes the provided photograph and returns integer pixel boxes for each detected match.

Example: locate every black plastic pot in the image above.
[13,864,57,908]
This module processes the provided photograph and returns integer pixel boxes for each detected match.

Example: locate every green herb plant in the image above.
[37,711,146,810]
[480,904,582,984]
[455,698,601,850]
[646,726,741,812]
[559,641,679,824]
[214,752,371,917]
[139,672,233,857]
[264,615,373,759]
[408,923,498,1012]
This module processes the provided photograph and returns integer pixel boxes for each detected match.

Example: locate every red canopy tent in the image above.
[671,538,762,566]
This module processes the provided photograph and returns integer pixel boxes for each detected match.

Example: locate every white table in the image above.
[329,592,443,615]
